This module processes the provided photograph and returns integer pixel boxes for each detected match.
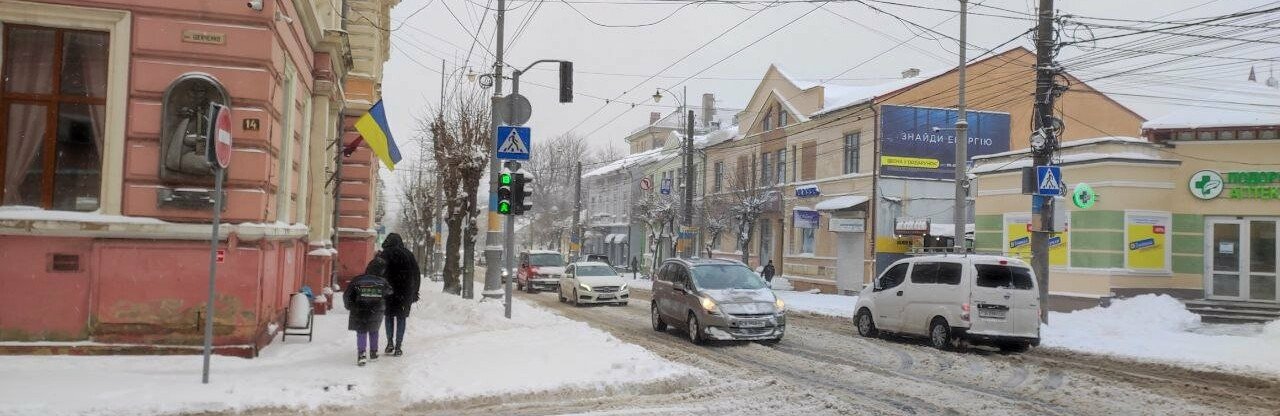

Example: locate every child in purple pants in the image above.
[344,257,393,366]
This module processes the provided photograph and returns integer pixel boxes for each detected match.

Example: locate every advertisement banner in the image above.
[1004,213,1068,266]
[879,105,1012,179]
[1126,211,1170,271]
[794,209,820,229]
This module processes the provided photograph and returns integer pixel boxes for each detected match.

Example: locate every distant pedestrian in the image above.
[762,260,776,283]
[380,233,421,357]
[344,257,393,367]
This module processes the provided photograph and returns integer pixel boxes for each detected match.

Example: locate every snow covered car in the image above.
[650,258,785,344]
[517,250,566,293]
[559,261,630,306]
[854,255,1041,352]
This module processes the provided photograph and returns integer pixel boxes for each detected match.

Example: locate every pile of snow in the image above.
[0,282,696,415]
[769,276,794,291]
[626,275,653,291]
[1043,294,1280,376]
[774,290,858,319]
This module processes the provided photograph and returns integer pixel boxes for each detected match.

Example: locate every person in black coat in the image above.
[380,233,420,356]
[344,257,393,366]
[762,260,776,284]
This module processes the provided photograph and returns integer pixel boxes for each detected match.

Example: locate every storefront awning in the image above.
[606,234,627,243]
[814,195,870,211]
[929,223,975,238]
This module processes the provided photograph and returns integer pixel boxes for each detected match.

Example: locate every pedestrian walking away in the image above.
[344,257,393,367]
[762,260,776,284]
[380,233,421,357]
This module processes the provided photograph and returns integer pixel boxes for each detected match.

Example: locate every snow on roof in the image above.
[813,74,940,117]
[773,63,818,89]
[971,151,1169,174]
[1142,82,1280,129]
[973,136,1149,161]
[583,147,666,178]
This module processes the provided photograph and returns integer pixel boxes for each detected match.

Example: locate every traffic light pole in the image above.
[504,182,515,319]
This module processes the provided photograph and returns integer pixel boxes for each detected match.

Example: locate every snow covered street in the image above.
[0,282,696,416]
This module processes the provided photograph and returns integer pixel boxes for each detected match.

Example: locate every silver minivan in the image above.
[650,258,786,344]
[853,255,1041,352]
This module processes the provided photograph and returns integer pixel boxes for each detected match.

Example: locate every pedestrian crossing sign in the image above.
[496,125,532,160]
[1035,165,1063,196]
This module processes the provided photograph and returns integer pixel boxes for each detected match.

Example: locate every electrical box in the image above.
[1031,196,1069,233]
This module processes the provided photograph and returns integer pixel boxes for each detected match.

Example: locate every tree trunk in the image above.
[739,222,754,265]
[461,193,477,292]
[442,210,464,295]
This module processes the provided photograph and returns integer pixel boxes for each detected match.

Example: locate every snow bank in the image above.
[0,283,696,415]
[775,290,857,319]
[1043,294,1280,376]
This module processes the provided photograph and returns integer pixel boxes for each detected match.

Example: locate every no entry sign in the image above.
[207,104,233,169]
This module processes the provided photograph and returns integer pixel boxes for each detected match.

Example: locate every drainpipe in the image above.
[869,103,880,285]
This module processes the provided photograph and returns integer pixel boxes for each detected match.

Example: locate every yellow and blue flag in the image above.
[354,100,402,170]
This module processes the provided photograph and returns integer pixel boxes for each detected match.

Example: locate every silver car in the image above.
[650,258,785,344]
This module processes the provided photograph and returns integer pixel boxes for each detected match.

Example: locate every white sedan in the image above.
[559,262,630,306]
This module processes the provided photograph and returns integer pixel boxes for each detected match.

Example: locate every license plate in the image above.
[738,320,766,328]
[598,295,614,300]
[979,309,1007,319]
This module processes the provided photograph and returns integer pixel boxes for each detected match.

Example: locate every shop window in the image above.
[1239,130,1256,140]
[1261,130,1278,140]
[1,26,109,211]
[1175,131,1195,141]
[1218,130,1236,140]
[1197,131,1215,141]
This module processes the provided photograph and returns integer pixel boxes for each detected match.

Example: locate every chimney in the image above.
[1249,66,1257,82]
[649,111,661,125]
[902,68,921,79]
[702,93,716,128]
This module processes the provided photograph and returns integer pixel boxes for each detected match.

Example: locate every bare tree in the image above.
[426,91,491,295]
[396,132,438,279]
[725,176,777,265]
[700,194,732,259]
[524,133,590,250]
[633,192,678,274]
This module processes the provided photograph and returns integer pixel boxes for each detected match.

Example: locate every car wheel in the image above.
[687,313,704,345]
[929,318,952,350]
[998,342,1031,353]
[856,309,879,338]
[619,301,629,307]
[651,303,667,331]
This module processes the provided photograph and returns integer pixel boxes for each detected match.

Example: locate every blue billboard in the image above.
[878,105,1011,180]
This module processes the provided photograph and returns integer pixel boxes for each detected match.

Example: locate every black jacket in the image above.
[344,259,394,332]
[762,264,776,279]
[381,233,421,317]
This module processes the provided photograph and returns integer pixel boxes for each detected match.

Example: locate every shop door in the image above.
[1206,219,1280,302]
[834,232,865,295]
[758,220,773,268]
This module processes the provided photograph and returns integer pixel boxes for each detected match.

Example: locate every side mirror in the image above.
[673,282,687,293]
[873,279,883,291]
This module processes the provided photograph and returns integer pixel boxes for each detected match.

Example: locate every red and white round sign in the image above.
[210,104,233,169]
[639,177,652,191]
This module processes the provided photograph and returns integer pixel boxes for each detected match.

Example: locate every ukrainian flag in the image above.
[354,100,402,170]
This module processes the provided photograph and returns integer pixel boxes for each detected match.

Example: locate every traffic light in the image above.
[497,165,514,216]
[513,172,534,215]
[558,61,573,103]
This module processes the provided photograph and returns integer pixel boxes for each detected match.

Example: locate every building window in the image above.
[1218,130,1236,140]
[801,141,817,180]
[776,149,786,184]
[779,108,788,128]
[791,144,798,181]
[1,26,110,211]
[713,161,723,192]
[800,228,815,254]
[762,111,773,131]
[1175,131,1194,141]
[760,152,771,185]
[1197,131,1215,141]
[1262,130,1278,140]
[843,132,860,174]
[1239,130,1256,140]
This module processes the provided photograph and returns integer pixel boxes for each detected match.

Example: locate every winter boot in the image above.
[385,343,395,355]
[392,347,403,357]
[357,354,368,367]
[369,351,379,361]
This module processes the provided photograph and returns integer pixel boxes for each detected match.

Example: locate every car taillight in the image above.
[961,302,971,321]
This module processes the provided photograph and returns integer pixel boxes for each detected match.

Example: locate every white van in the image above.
[853,255,1041,352]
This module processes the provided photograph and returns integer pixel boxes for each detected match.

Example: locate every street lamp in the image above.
[652,86,695,257]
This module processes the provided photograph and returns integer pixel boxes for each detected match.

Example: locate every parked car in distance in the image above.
[650,258,785,344]
[517,250,566,293]
[559,262,630,306]
[575,254,611,264]
[853,255,1040,352]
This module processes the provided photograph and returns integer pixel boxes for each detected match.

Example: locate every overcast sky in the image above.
[376,0,1278,213]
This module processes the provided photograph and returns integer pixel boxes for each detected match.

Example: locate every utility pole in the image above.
[1032,0,1057,323]
[953,0,969,254]
[482,0,507,300]
[572,161,583,258]
[683,97,694,244]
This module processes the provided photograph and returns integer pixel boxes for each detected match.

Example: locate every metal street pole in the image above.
[201,167,225,384]
[953,0,969,254]
[482,0,507,299]
[572,161,582,258]
[1032,0,1056,323]
[504,163,516,318]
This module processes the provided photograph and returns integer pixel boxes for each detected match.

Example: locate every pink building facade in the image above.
[0,0,391,356]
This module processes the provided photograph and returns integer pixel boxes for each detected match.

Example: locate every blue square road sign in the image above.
[496,125,532,160]
[1035,165,1064,196]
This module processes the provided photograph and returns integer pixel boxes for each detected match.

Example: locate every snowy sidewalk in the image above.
[0,282,697,416]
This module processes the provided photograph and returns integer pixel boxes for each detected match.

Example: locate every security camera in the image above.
[247,0,263,11]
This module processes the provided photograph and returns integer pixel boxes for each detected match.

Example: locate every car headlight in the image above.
[620,283,628,291]
[699,296,718,312]
[578,283,592,291]
[774,297,785,312]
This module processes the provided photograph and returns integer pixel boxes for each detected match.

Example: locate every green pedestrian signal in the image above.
[497,167,514,216]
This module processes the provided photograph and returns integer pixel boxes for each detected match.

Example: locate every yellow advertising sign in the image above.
[1004,213,1067,266]
[881,156,941,169]
[1126,213,1168,271]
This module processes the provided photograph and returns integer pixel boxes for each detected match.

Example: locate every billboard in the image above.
[1125,211,1170,271]
[879,105,1011,179]
[1004,213,1068,266]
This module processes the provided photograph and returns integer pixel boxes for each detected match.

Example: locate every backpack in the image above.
[351,278,388,309]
